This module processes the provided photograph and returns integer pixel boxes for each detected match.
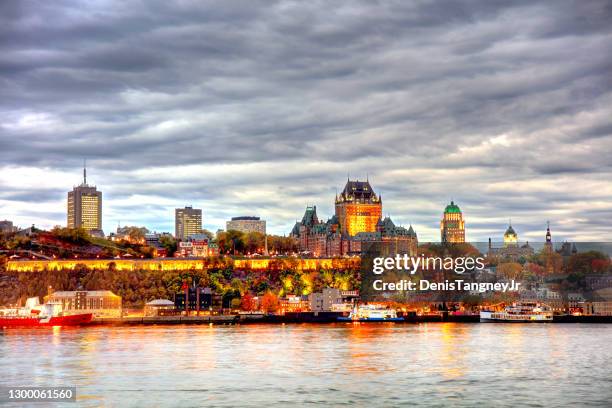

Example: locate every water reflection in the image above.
[0,324,611,407]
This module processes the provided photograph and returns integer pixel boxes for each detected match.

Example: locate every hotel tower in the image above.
[440,200,465,243]
[335,179,382,237]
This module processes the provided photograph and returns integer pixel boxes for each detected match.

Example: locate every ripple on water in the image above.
[1,324,611,407]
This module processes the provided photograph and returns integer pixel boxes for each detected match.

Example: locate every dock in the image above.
[92,315,239,325]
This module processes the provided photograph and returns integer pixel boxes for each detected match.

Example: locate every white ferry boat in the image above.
[338,304,403,322]
[480,302,553,322]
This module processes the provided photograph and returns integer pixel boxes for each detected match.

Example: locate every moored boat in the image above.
[480,302,553,322]
[338,304,403,322]
[0,297,93,327]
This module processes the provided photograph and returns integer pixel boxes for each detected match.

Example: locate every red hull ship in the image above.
[0,313,93,327]
[0,296,93,327]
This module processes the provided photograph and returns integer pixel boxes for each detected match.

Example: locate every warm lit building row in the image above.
[6,257,360,273]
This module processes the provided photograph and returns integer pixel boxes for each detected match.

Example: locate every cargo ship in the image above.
[480,302,553,322]
[0,297,93,327]
[338,304,403,322]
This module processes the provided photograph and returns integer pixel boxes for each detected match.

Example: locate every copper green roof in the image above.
[444,201,461,214]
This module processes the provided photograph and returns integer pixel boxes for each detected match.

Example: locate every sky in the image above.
[1,0,611,242]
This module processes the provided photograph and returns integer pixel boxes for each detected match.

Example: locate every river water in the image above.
[1,323,611,407]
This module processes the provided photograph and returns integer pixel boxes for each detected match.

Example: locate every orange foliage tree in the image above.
[260,292,279,314]
[240,292,256,311]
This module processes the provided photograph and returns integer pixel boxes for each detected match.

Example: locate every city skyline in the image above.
[1,1,611,241]
[0,166,596,243]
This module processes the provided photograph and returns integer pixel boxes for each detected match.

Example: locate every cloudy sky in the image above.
[1,0,611,242]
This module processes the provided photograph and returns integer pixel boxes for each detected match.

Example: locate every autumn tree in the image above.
[260,291,279,313]
[240,292,256,311]
[159,235,177,257]
[497,262,523,280]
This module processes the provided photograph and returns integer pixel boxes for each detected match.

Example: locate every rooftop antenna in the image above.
[83,158,87,185]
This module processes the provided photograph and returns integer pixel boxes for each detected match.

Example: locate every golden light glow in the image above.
[7,257,360,273]
[336,203,382,237]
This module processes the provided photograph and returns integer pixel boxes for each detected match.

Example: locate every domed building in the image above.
[503,223,518,247]
[440,201,465,243]
[488,221,534,260]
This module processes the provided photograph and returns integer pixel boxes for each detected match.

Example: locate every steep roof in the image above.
[338,179,378,202]
[300,206,319,226]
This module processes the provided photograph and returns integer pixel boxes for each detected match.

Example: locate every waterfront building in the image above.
[518,286,563,313]
[226,216,266,235]
[308,288,359,312]
[47,290,122,318]
[174,287,223,313]
[583,301,612,316]
[175,206,202,240]
[335,179,382,237]
[440,201,465,243]
[67,164,103,236]
[144,299,177,316]
[279,295,310,313]
[309,288,359,312]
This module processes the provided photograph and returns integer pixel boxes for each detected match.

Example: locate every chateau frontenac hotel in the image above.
[291,179,418,257]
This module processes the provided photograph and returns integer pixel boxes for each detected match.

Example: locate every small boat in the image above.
[338,304,403,322]
[480,302,553,322]
[0,297,93,327]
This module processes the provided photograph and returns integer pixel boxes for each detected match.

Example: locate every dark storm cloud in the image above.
[1,0,611,239]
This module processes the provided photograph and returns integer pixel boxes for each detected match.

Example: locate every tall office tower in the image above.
[175,206,202,240]
[440,201,465,243]
[67,163,103,235]
[226,216,266,235]
[335,179,382,237]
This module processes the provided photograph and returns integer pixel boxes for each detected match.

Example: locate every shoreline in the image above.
[83,313,612,326]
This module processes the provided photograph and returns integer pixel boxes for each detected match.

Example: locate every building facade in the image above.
[291,180,417,257]
[488,223,534,260]
[177,233,210,257]
[226,216,266,235]
[440,201,465,243]
[175,206,202,240]
[67,165,103,236]
[0,220,17,234]
[335,179,382,237]
[48,290,122,318]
